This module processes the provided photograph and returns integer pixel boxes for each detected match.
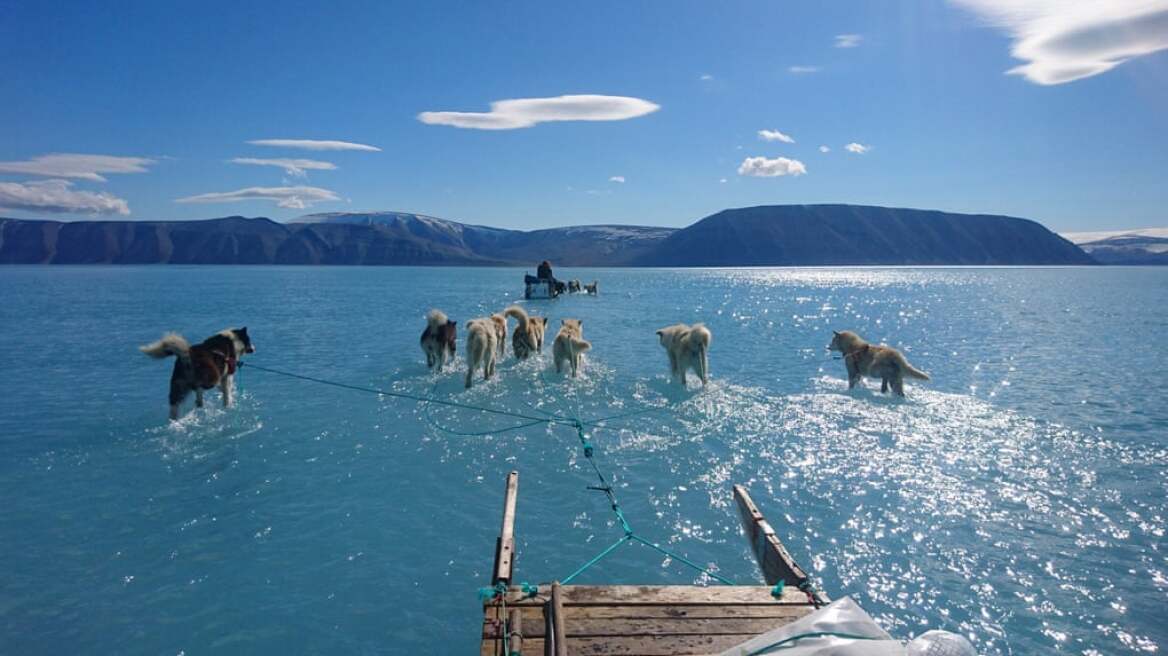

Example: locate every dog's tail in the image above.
[426,308,449,331]
[140,333,191,362]
[503,305,529,330]
[899,356,930,380]
[572,338,592,355]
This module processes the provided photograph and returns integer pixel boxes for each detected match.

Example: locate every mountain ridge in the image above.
[0,205,1095,266]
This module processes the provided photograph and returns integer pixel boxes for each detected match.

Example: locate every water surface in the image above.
[0,266,1164,654]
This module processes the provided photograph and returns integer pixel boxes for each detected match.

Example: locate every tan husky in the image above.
[490,313,508,358]
[656,323,711,386]
[503,305,548,360]
[827,330,929,397]
[464,318,500,388]
[553,319,592,377]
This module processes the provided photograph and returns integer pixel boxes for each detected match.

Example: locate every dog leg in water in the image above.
[169,404,180,421]
[892,375,905,397]
[195,389,205,408]
[881,378,889,394]
[221,375,234,407]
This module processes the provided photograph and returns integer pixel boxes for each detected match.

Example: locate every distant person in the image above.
[537,260,554,280]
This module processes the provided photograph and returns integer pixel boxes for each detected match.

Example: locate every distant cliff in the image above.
[0,205,1095,266]
[635,205,1095,266]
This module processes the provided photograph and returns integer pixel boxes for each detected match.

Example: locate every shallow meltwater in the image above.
[0,266,1165,654]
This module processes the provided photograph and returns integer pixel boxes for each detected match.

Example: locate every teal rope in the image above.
[241,362,571,426]
[243,360,739,589]
[627,533,734,585]
[744,631,880,655]
[561,534,633,585]
[422,380,551,437]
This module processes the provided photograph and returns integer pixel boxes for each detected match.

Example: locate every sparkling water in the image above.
[1,266,1164,654]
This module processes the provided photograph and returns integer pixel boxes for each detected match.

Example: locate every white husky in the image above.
[656,323,711,386]
[552,318,592,377]
[464,318,500,388]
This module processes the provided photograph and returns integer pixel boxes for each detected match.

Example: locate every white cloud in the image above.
[0,179,130,215]
[246,139,381,152]
[819,145,831,153]
[719,178,728,183]
[231,157,337,178]
[737,156,807,177]
[176,185,340,210]
[417,94,660,130]
[609,176,626,183]
[950,0,1168,84]
[758,129,796,143]
[845,142,870,154]
[0,153,154,182]
[835,34,863,48]
[788,65,822,74]
[699,73,714,80]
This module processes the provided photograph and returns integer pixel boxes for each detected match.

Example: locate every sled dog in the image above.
[140,327,255,420]
[464,318,500,388]
[656,323,710,386]
[553,319,592,377]
[827,330,930,397]
[503,305,548,360]
[420,309,457,371]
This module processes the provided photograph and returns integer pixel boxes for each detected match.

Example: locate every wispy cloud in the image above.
[719,178,728,183]
[176,185,340,210]
[246,139,381,152]
[950,0,1168,84]
[834,34,863,48]
[418,94,660,130]
[819,145,831,153]
[788,65,822,74]
[231,157,337,178]
[0,179,130,215]
[609,175,626,183]
[845,142,871,153]
[758,129,796,143]
[737,156,807,177]
[699,73,714,81]
[0,153,154,182]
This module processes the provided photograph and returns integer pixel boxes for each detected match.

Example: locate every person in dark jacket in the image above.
[537,260,553,280]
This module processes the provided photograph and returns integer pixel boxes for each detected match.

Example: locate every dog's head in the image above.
[828,330,860,353]
[232,327,256,354]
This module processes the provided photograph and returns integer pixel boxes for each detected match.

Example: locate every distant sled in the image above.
[524,274,561,300]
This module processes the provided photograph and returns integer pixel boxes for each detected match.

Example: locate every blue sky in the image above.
[0,1,1165,231]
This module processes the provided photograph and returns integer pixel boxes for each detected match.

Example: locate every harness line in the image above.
[241,360,745,589]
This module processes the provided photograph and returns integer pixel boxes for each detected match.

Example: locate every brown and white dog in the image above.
[420,309,457,371]
[553,318,592,377]
[503,305,548,360]
[656,323,711,387]
[464,317,500,388]
[140,327,255,420]
[827,330,929,397]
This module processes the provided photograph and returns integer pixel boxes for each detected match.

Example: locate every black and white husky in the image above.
[140,327,255,420]
[420,309,457,371]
